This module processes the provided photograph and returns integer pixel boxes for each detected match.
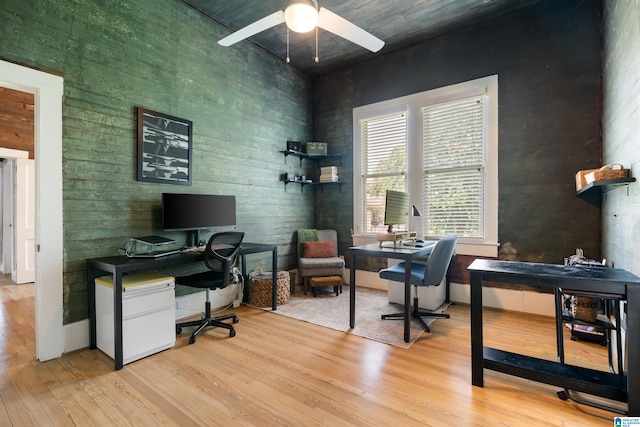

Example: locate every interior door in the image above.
[14,157,35,284]
[1,160,14,274]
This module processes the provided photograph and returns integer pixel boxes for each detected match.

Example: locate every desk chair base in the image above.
[176,300,239,344]
[381,297,450,332]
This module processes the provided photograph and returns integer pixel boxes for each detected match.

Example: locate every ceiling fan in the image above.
[218,0,385,62]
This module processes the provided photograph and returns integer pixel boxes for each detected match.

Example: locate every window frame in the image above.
[353,75,499,257]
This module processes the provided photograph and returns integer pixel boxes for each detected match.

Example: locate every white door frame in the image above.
[0,60,64,361]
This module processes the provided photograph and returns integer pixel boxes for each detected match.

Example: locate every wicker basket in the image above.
[584,164,628,184]
[571,296,598,322]
[248,270,290,307]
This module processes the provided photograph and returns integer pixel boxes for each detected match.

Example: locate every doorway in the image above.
[0,149,35,284]
[0,59,64,361]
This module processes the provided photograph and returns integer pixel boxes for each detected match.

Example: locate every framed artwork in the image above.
[137,107,193,185]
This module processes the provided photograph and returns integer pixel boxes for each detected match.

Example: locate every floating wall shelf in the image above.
[576,177,636,196]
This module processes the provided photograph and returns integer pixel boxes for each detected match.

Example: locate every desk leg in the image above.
[470,270,483,387]
[113,272,124,370]
[628,286,639,416]
[404,261,411,343]
[445,263,451,304]
[87,265,97,349]
[554,288,565,364]
[349,253,356,328]
[271,247,278,311]
[240,255,249,303]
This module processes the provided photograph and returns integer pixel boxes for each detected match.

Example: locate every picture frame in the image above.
[137,107,193,185]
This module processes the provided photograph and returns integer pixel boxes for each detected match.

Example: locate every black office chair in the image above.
[175,231,244,344]
[379,235,457,332]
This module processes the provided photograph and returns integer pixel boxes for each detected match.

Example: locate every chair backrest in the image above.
[203,231,245,287]
[423,235,457,286]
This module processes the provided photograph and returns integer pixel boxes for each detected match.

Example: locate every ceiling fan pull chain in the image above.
[314,26,319,63]
[286,27,291,63]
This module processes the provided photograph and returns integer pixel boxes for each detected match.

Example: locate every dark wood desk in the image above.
[468,259,640,415]
[349,242,440,343]
[87,242,277,370]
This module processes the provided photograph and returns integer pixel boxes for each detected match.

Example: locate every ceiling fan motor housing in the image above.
[285,0,319,33]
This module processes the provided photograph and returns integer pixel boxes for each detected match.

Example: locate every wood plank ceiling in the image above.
[182,0,538,77]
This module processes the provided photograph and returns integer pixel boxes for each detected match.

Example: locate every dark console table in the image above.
[468,259,640,415]
[87,242,277,370]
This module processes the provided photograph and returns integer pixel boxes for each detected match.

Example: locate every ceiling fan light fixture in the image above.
[284,0,318,33]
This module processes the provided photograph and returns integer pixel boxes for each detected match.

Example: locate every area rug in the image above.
[254,286,447,349]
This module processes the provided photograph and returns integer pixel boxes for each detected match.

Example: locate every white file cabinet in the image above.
[95,272,175,365]
[386,259,446,310]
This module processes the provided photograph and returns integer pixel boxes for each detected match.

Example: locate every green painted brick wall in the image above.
[1,0,314,323]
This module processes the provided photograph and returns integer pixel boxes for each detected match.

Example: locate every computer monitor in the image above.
[383,189,409,233]
[162,193,236,246]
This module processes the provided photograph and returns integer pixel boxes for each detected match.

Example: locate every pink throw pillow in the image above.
[303,241,336,258]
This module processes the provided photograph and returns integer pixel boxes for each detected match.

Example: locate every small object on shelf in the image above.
[320,165,339,183]
[584,163,629,184]
[575,169,598,191]
[287,140,301,152]
[304,142,327,156]
[571,296,598,322]
[564,321,607,345]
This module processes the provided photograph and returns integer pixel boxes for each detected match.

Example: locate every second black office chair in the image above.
[175,231,244,344]
[379,235,457,332]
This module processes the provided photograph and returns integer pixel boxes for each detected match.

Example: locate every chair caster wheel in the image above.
[229,329,236,337]
[557,390,568,400]
[232,316,239,324]
[176,327,182,334]
[188,336,196,344]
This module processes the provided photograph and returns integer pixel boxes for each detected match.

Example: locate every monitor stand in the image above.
[187,229,207,249]
[376,231,417,247]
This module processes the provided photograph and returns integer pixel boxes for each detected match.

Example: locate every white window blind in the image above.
[422,96,485,238]
[360,112,407,233]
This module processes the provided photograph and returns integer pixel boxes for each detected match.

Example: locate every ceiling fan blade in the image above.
[316,7,384,53]
[218,10,285,47]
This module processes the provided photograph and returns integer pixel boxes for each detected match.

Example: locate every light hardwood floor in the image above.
[0,277,623,426]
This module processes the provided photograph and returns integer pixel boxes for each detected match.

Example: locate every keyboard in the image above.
[402,240,436,248]
[131,235,176,245]
[128,249,180,258]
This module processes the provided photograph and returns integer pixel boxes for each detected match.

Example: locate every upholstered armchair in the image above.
[297,229,345,295]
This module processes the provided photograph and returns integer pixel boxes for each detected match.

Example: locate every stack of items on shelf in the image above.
[320,166,339,183]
